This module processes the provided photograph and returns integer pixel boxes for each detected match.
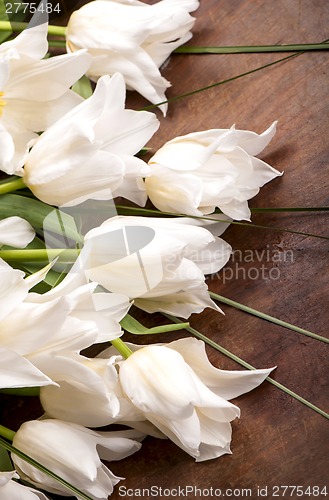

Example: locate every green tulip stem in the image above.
[0,177,26,194]
[0,21,328,53]
[0,424,16,441]
[111,338,133,359]
[0,249,80,262]
[175,43,329,54]
[0,21,66,37]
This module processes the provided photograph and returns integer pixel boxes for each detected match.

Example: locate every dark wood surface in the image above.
[102,1,329,498]
[1,1,328,499]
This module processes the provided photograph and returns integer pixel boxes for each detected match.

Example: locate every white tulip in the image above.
[23,73,159,207]
[39,352,122,427]
[0,259,129,388]
[0,22,91,175]
[71,215,232,318]
[11,419,143,499]
[146,122,283,220]
[118,338,274,461]
[0,216,35,247]
[27,274,131,345]
[0,471,49,500]
[0,259,52,390]
[66,0,199,115]
[39,350,160,437]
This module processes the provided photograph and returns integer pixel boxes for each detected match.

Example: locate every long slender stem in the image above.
[1,20,327,53]
[0,424,16,441]
[0,21,66,37]
[118,204,329,214]
[163,315,329,420]
[115,205,328,240]
[111,338,133,359]
[142,52,300,111]
[210,292,329,344]
[0,178,26,195]
[175,43,329,54]
[0,249,79,262]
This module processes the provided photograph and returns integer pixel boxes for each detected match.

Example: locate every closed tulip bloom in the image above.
[118,338,274,461]
[11,419,143,499]
[0,258,130,389]
[146,122,282,220]
[0,22,91,174]
[73,215,232,318]
[66,0,199,115]
[23,73,159,207]
[39,351,162,437]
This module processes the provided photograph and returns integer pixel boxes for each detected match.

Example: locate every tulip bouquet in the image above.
[0,1,328,499]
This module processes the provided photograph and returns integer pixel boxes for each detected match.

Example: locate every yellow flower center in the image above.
[0,91,6,117]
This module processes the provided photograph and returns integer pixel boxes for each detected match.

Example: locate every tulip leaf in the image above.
[0,436,94,500]
[0,444,13,471]
[0,194,83,243]
[72,75,93,99]
[121,314,189,335]
[209,292,329,344]
[0,1,27,43]
[0,387,40,396]
[0,2,12,42]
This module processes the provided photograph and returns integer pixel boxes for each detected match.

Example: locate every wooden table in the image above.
[112,1,329,497]
[1,1,328,499]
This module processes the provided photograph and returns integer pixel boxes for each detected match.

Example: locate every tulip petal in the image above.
[168,337,275,399]
[0,470,50,499]
[120,346,202,419]
[0,216,35,248]
[0,23,48,61]
[0,259,29,321]
[0,348,55,388]
[235,121,277,156]
[39,353,121,427]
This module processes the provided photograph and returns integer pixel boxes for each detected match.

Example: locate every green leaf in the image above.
[0,444,13,472]
[0,387,40,396]
[72,75,93,99]
[0,0,12,42]
[121,314,189,335]
[209,292,329,344]
[0,1,27,42]
[0,194,83,243]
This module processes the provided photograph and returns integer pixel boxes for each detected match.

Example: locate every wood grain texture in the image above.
[1,1,328,499]
[111,1,329,497]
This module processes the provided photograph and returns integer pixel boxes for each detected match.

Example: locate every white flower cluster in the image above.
[0,2,280,499]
